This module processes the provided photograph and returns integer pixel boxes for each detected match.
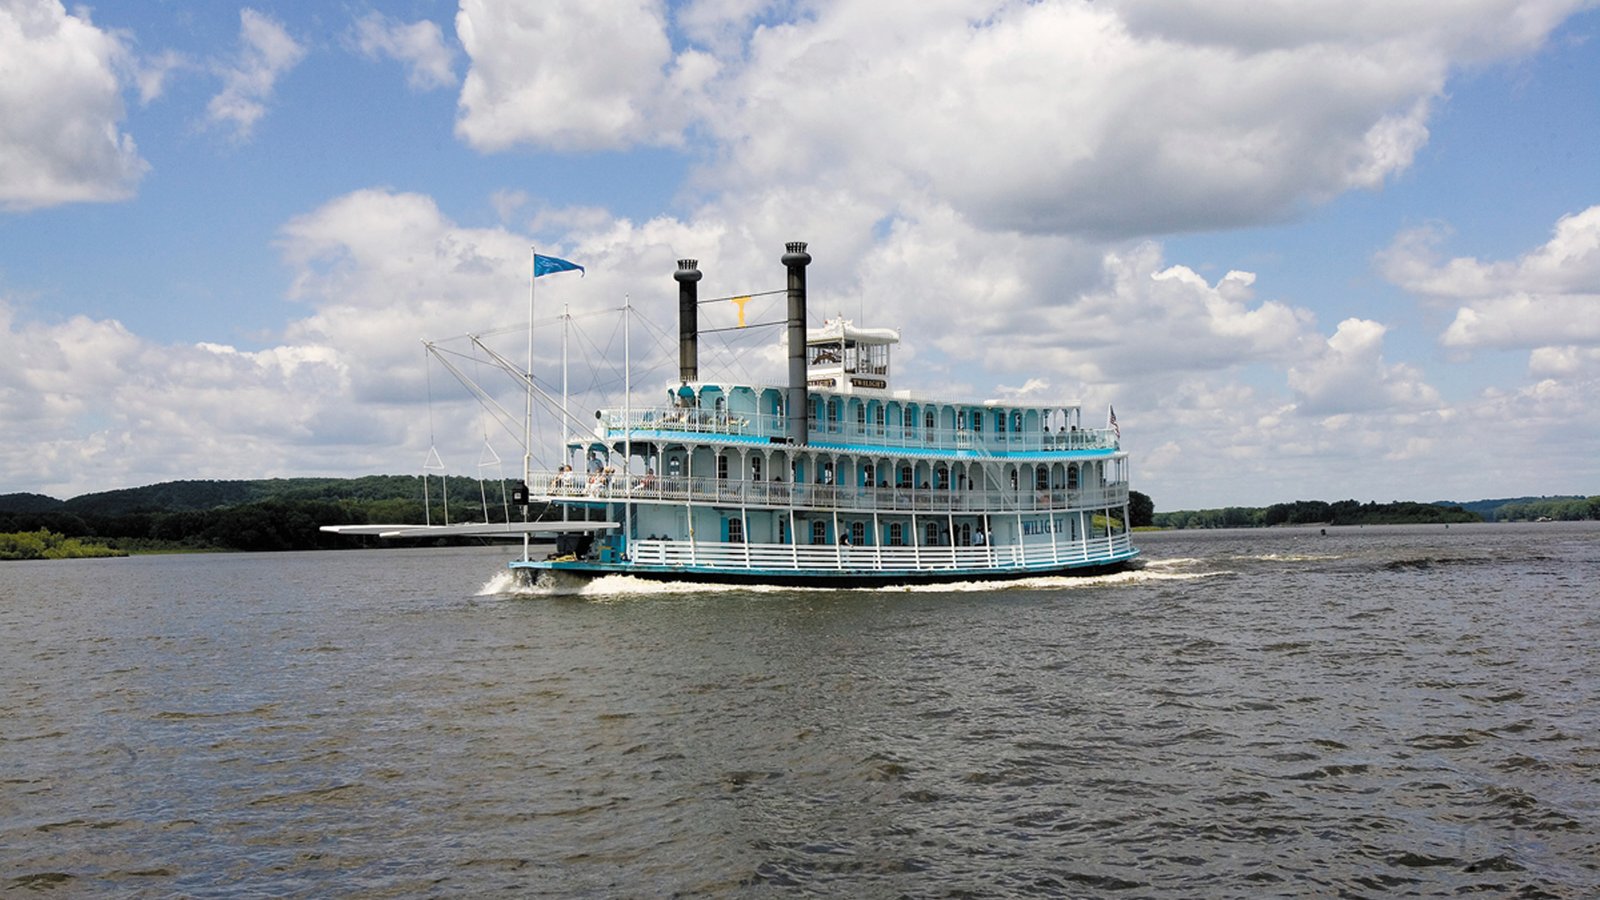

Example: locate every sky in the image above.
[2,0,1598,511]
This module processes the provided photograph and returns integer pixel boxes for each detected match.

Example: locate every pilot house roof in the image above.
[807,317,900,347]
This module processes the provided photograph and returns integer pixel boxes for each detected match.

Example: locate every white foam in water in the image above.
[476,570,523,596]
[474,559,1225,599]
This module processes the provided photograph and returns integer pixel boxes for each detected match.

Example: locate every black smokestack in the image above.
[782,241,811,445]
[674,259,701,384]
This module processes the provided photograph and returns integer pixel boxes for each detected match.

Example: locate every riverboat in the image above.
[508,242,1138,586]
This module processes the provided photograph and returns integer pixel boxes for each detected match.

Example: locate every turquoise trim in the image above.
[509,547,1141,580]
[805,440,1117,461]
[510,549,1140,584]
[590,430,1121,461]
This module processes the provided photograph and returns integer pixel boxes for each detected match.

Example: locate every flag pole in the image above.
[623,293,632,559]
[523,247,536,561]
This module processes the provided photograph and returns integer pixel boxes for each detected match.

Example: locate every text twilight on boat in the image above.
[325,242,1139,587]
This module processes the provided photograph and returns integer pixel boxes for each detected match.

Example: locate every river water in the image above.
[3,522,1597,897]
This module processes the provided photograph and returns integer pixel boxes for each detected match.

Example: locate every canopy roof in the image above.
[806,316,899,346]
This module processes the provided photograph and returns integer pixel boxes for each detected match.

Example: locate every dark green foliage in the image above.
[1128,490,1154,528]
[1155,498,1485,529]
[1150,507,1267,529]
[0,476,536,553]
[1477,495,1599,522]
[0,529,126,560]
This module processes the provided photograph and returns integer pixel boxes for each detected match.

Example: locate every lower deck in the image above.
[512,536,1139,587]
[515,500,1138,586]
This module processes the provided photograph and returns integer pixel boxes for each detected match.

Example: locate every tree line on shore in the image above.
[1151,495,1597,530]
[0,477,1593,559]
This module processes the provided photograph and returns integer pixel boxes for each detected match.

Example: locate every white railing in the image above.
[625,533,1135,573]
[534,469,1128,515]
[600,406,1118,454]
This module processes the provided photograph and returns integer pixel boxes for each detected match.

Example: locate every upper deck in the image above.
[594,314,1119,457]
[595,390,1117,457]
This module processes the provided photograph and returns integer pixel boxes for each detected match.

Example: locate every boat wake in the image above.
[476,559,1223,599]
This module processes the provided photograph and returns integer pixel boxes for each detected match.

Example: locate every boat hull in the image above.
[510,549,1140,589]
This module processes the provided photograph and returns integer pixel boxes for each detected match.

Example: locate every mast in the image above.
[523,248,536,562]
[623,295,632,558]
[561,302,570,523]
[561,304,570,460]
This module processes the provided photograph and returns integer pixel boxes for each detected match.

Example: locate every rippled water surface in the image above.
[4,522,1598,897]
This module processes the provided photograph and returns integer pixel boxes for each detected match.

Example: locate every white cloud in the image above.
[947,240,1315,386]
[350,11,457,90]
[1286,318,1442,416]
[444,0,1586,240]
[206,8,306,141]
[454,0,714,151]
[1530,345,1600,379]
[674,0,773,56]
[0,0,148,210]
[0,298,363,496]
[694,0,1586,238]
[1110,0,1580,61]
[134,49,187,105]
[1380,205,1600,352]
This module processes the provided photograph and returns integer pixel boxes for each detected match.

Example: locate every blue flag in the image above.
[533,254,585,278]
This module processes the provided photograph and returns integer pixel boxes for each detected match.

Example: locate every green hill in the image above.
[0,492,66,513]
[1,475,535,554]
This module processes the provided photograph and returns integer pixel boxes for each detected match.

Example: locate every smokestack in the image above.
[674,259,701,384]
[783,241,811,445]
